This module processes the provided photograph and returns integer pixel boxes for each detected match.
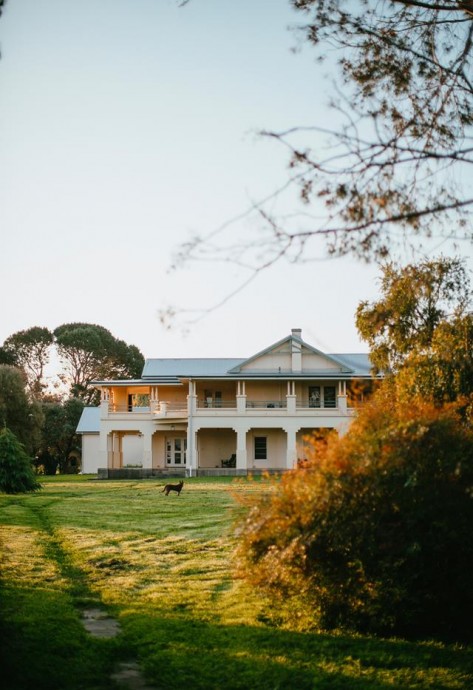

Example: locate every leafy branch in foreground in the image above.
[175,0,473,280]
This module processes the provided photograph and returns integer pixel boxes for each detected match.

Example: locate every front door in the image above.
[166,437,187,466]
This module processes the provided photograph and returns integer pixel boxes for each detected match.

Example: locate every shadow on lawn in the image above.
[0,584,121,690]
[121,612,473,690]
[1,581,472,690]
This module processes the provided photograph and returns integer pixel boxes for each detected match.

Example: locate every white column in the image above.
[99,429,109,469]
[187,426,198,477]
[235,426,248,470]
[236,380,246,413]
[286,380,296,413]
[285,427,298,469]
[187,381,196,477]
[142,430,153,469]
[150,386,159,414]
[187,380,197,414]
[111,433,123,468]
[337,380,347,414]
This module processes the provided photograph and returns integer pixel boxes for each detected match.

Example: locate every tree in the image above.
[0,365,43,455]
[0,347,16,365]
[2,327,53,398]
[0,427,41,494]
[235,391,473,640]
[54,323,144,404]
[36,398,84,475]
[356,257,471,369]
[395,312,473,403]
[176,1,473,286]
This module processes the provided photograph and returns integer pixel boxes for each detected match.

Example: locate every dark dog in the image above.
[161,480,184,496]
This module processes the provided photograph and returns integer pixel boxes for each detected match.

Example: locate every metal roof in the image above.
[76,406,100,434]
[331,353,373,376]
[91,334,374,387]
[140,353,373,379]
[142,358,245,378]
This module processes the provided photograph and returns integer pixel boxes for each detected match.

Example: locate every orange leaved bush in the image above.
[235,389,473,640]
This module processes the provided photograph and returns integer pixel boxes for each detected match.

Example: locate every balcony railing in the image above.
[196,400,237,409]
[106,397,347,416]
[296,400,337,409]
[108,405,151,413]
[156,402,188,415]
[246,400,287,409]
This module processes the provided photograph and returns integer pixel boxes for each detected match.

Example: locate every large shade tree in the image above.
[36,397,84,475]
[2,327,54,398]
[0,347,16,365]
[54,323,144,404]
[0,365,43,455]
[0,427,41,494]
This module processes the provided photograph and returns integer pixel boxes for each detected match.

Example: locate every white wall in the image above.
[81,434,101,474]
[81,432,143,473]
[122,435,143,466]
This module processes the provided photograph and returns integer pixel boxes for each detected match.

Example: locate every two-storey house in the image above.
[77,329,376,476]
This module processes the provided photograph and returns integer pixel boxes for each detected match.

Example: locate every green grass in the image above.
[1,476,472,689]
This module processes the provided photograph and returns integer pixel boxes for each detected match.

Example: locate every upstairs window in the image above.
[308,385,337,408]
[324,386,336,408]
[309,386,321,408]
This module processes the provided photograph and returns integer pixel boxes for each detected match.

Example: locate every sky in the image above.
[0,0,469,362]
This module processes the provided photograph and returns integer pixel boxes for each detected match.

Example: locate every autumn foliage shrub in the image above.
[235,391,473,640]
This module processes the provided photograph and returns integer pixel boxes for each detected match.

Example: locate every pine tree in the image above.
[0,427,42,494]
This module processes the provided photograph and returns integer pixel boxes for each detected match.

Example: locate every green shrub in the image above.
[235,391,473,640]
[0,427,42,494]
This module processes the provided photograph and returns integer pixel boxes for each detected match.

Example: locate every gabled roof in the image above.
[227,333,353,374]
[91,332,374,385]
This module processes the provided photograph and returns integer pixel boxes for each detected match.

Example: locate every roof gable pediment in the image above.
[228,335,353,375]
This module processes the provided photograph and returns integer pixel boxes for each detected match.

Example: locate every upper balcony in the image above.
[103,393,356,420]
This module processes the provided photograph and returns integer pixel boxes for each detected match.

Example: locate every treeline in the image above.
[236,257,473,642]
[0,323,144,475]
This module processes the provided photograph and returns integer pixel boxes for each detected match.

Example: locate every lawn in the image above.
[0,475,472,689]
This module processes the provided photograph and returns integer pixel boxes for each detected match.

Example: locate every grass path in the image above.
[1,476,472,689]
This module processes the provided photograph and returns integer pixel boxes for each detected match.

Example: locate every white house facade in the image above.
[77,329,376,477]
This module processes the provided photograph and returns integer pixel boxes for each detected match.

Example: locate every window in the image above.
[127,393,150,412]
[203,391,222,408]
[324,386,336,408]
[254,436,267,460]
[309,386,321,408]
[166,437,187,465]
[309,385,337,408]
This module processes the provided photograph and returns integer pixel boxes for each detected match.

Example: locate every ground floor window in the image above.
[166,437,187,465]
[254,436,267,460]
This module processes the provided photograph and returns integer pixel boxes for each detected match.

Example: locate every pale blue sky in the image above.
[0,0,464,361]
